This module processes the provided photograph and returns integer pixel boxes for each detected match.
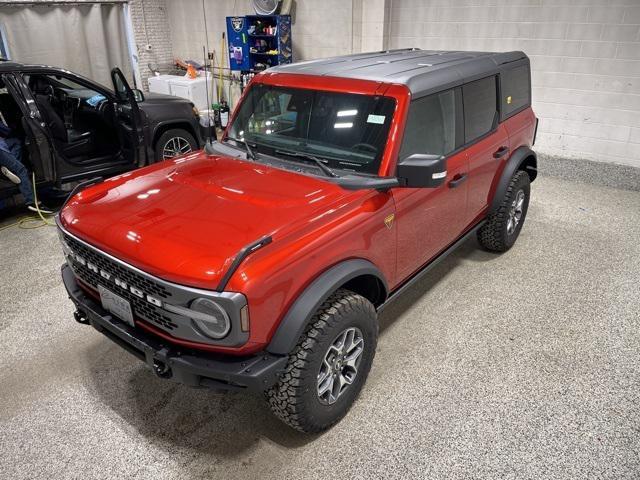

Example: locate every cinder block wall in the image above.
[387,0,640,167]
[128,0,173,90]
[165,0,356,66]
[166,0,251,65]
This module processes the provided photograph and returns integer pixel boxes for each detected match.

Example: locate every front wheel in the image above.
[265,289,378,433]
[477,170,531,252]
[154,129,197,162]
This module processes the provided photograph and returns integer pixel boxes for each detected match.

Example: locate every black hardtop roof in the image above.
[270,48,528,97]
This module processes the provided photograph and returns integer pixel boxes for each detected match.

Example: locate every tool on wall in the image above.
[219,32,225,104]
[201,0,216,147]
[209,49,218,107]
[203,46,215,145]
[253,0,279,15]
[251,0,292,16]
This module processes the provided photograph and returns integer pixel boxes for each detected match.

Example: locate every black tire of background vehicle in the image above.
[153,129,197,162]
[265,288,378,433]
[477,170,531,252]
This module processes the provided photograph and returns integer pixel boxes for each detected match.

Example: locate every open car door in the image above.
[2,73,55,182]
[111,67,146,167]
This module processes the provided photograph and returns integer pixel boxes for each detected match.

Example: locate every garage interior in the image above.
[0,0,639,479]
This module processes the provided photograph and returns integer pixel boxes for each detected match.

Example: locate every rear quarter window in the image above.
[462,76,498,143]
[501,64,531,118]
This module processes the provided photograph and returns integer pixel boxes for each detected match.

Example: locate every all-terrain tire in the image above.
[154,129,197,162]
[265,289,378,433]
[478,169,531,252]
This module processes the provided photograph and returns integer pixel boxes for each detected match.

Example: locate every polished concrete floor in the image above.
[0,175,639,479]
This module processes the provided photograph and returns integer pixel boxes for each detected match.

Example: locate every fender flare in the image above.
[266,259,388,355]
[489,146,537,214]
[151,118,201,151]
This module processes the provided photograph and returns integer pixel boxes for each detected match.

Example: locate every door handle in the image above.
[448,173,467,189]
[493,146,509,159]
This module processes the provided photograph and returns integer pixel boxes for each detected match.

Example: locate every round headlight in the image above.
[189,298,230,339]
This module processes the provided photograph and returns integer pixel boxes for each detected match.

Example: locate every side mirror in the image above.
[397,153,447,188]
[133,89,145,102]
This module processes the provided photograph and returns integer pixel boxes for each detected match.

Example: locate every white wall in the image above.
[167,0,250,63]
[387,0,640,168]
[293,0,355,60]
[128,0,174,90]
[165,0,640,167]
[165,0,357,64]
[353,0,391,52]
[6,0,636,166]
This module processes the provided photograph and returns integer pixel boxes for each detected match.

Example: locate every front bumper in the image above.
[61,264,287,392]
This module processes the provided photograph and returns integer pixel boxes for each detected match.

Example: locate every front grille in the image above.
[63,233,178,331]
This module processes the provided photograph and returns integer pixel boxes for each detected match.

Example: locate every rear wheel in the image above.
[154,129,197,162]
[478,170,531,252]
[265,289,378,433]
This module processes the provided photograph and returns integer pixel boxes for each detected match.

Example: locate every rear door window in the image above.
[501,64,531,118]
[399,88,458,159]
[462,76,498,143]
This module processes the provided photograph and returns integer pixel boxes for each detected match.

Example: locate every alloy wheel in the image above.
[317,327,365,405]
[162,136,192,160]
[507,189,525,235]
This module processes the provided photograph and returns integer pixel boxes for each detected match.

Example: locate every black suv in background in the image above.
[0,62,202,203]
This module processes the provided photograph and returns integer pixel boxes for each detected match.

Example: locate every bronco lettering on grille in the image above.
[67,251,163,308]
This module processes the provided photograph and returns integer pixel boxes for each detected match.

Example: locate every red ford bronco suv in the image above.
[58,49,537,433]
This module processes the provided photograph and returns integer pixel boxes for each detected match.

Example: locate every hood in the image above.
[141,92,192,104]
[60,152,359,290]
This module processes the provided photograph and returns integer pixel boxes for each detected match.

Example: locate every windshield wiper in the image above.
[226,136,256,161]
[274,149,339,178]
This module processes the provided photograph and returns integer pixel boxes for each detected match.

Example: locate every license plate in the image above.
[98,284,135,327]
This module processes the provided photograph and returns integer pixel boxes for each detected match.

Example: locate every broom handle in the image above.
[218,33,225,102]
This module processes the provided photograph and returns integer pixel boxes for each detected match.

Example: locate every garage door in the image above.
[0,2,133,88]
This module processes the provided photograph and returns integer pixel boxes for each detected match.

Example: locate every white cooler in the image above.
[148,74,212,110]
[147,75,174,95]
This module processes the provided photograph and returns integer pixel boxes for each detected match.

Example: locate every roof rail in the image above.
[384,48,421,53]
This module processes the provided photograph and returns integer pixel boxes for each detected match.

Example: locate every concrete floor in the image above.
[0,175,639,479]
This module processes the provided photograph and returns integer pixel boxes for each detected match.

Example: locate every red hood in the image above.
[60,151,358,290]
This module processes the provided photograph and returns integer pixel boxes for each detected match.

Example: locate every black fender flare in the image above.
[266,259,388,355]
[151,119,201,151]
[489,146,537,214]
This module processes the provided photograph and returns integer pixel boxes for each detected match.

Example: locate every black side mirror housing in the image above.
[133,89,145,102]
[397,153,447,188]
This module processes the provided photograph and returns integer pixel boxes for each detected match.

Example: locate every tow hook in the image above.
[74,309,90,325]
[153,358,172,379]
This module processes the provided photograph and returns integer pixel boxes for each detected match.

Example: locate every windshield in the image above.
[227,84,396,174]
